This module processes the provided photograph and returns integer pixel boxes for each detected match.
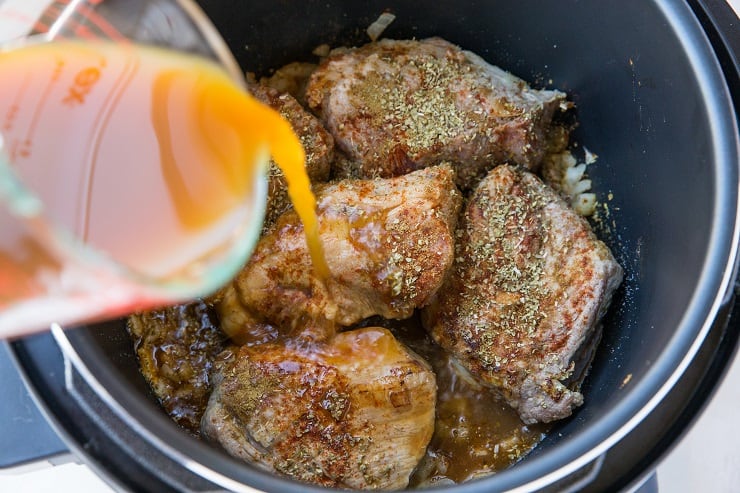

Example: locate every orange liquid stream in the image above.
[0,41,327,293]
[216,86,330,280]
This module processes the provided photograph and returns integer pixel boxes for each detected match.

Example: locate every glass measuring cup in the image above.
[0,0,273,338]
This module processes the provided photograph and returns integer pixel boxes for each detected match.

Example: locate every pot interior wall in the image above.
[195,0,722,443]
[62,0,736,490]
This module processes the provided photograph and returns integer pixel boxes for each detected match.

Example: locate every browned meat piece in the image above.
[422,165,622,424]
[248,83,333,231]
[378,315,548,486]
[201,327,437,489]
[306,38,566,189]
[127,300,230,435]
[217,164,461,344]
[258,61,318,106]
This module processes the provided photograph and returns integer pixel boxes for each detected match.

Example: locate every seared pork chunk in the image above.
[258,62,319,106]
[380,315,549,485]
[306,38,566,189]
[218,164,461,343]
[202,327,437,489]
[248,84,333,231]
[128,301,229,435]
[422,165,622,424]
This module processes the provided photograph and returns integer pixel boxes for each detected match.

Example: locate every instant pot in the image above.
[3,0,740,491]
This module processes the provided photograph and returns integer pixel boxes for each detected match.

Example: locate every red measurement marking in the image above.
[24,58,65,153]
[17,140,31,158]
[50,59,65,81]
[25,1,128,42]
[3,105,18,133]
[32,18,51,34]
[73,23,98,41]
[63,66,102,107]
[33,3,63,34]
[50,2,101,41]
[3,71,32,135]
[76,4,127,42]
[50,0,74,10]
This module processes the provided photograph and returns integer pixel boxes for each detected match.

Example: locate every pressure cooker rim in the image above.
[13,0,740,491]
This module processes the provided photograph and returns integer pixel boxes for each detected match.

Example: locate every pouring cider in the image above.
[0,0,325,338]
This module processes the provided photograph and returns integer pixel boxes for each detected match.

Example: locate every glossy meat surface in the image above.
[422,165,623,423]
[201,327,436,489]
[248,83,333,231]
[218,164,461,343]
[127,300,229,435]
[306,38,566,189]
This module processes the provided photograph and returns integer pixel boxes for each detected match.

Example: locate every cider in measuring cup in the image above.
[0,40,325,338]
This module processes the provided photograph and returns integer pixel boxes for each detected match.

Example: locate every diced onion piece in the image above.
[573,178,592,195]
[584,147,599,165]
[574,193,597,216]
[312,44,331,57]
[564,163,586,185]
[367,12,396,41]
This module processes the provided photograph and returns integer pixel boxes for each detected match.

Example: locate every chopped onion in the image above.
[565,163,586,184]
[312,44,331,57]
[573,178,592,195]
[542,150,601,217]
[367,12,396,41]
[574,193,597,216]
[584,147,599,164]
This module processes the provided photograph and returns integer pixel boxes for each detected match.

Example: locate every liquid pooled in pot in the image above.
[129,36,622,490]
[378,315,549,486]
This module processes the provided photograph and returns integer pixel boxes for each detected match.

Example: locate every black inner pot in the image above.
[17,0,739,492]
